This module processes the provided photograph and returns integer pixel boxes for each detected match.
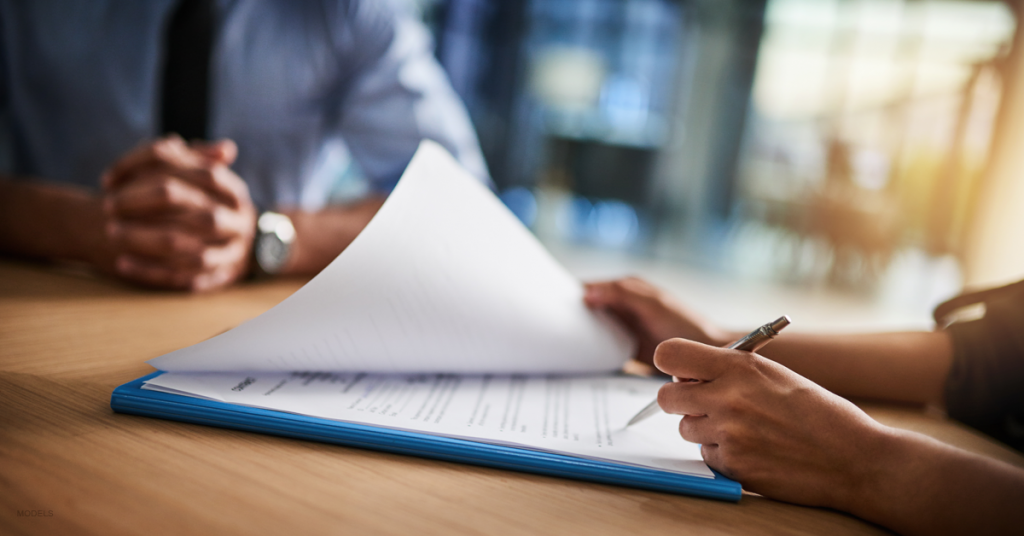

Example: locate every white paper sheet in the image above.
[149,141,633,374]
[143,371,712,478]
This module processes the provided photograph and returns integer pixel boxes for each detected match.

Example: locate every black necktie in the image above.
[160,0,214,140]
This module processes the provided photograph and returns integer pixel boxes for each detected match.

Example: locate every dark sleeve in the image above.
[937,280,1024,451]
[0,4,10,164]
[0,4,6,109]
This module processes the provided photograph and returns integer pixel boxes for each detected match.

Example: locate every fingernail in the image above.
[103,198,115,214]
[106,222,121,238]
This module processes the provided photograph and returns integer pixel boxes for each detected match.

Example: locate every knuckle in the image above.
[715,450,739,477]
[233,174,251,197]
[717,423,737,444]
[730,353,761,377]
[738,351,759,368]
[217,206,234,229]
[622,275,644,286]
[196,210,217,233]
[190,276,209,293]
[197,169,217,188]
[719,395,745,416]
[750,354,778,378]
[152,140,175,161]
[703,448,733,479]
[209,207,231,234]
[622,276,654,295]
[678,417,695,439]
[197,249,217,271]
[187,273,210,292]
[156,181,177,205]
[716,461,737,480]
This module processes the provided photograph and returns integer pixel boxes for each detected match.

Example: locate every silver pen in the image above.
[625,315,792,427]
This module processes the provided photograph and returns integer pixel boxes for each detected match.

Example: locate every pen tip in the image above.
[770,315,791,333]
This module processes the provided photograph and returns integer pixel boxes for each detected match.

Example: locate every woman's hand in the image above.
[584,277,728,365]
[654,337,891,509]
[654,337,1024,536]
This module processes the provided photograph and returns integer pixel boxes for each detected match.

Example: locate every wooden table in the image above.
[3,259,1022,536]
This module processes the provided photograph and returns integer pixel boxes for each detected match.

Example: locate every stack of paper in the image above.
[143,141,712,479]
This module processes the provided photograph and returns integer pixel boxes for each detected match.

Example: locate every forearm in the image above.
[280,195,385,275]
[844,426,1024,536]
[0,179,112,268]
[747,331,954,405]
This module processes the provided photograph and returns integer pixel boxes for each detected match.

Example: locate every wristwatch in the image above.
[253,211,296,276]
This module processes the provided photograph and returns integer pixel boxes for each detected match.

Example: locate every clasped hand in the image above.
[99,136,256,291]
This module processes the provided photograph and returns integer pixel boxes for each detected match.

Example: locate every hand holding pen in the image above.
[581,279,792,425]
[626,315,791,426]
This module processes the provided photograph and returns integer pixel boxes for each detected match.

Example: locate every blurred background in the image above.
[335,0,1024,329]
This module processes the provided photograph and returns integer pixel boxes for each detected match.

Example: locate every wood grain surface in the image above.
[2,259,1021,536]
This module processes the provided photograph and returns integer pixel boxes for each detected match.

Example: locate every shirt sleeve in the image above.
[937,280,1024,451]
[0,6,11,174]
[327,0,491,193]
[0,6,6,110]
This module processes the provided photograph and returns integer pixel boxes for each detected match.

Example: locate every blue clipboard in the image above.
[111,371,742,501]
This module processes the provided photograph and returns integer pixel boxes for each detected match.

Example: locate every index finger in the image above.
[102,135,191,190]
[105,174,213,219]
[653,338,732,381]
[583,277,662,313]
[104,145,247,209]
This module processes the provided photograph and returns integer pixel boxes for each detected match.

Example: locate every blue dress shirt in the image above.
[0,0,490,210]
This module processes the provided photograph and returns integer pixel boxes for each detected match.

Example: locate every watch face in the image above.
[256,233,288,274]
